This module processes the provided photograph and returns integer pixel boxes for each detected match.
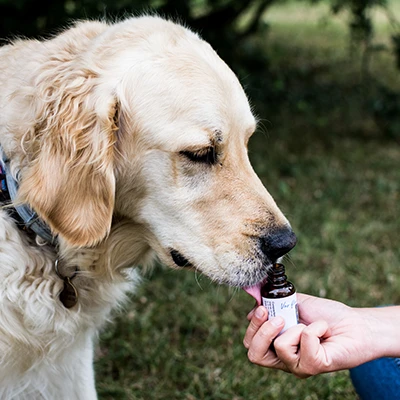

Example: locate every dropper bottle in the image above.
[261,263,298,334]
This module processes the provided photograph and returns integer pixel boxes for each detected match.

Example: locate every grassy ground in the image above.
[95,2,400,399]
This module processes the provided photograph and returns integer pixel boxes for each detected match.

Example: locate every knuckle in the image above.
[298,364,318,377]
[247,350,260,364]
[259,322,277,340]
[273,339,285,353]
[302,327,314,338]
[249,318,262,331]
[294,371,312,380]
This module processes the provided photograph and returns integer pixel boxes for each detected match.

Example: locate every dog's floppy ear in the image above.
[18,71,118,247]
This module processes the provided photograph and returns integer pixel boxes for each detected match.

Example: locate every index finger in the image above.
[246,316,287,369]
[243,306,268,349]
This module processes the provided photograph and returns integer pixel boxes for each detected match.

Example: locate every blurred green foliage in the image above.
[0,0,398,62]
[1,0,399,140]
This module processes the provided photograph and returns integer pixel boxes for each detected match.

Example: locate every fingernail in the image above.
[255,307,265,318]
[270,316,284,327]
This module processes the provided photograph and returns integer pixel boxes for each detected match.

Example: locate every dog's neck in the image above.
[0,148,56,246]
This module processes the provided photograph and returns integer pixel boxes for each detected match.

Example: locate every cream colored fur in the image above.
[0,16,292,399]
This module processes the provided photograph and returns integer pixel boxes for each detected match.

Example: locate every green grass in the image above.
[95,3,400,399]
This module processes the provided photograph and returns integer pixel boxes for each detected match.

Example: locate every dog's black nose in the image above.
[260,227,297,262]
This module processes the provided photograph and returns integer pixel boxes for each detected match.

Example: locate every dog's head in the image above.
[18,17,296,288]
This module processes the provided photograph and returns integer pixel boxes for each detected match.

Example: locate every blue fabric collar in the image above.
[0,148,56,245]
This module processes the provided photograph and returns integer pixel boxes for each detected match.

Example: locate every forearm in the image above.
[358,306,400,359]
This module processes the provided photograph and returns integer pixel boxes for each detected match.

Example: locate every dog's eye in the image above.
[180,147,217,165]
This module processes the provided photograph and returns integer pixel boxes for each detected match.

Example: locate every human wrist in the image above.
[357,306,400,359]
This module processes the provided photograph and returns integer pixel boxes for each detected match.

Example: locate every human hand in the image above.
[243,293,382,378]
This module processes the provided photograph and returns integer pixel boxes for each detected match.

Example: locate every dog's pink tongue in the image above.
[243,284,262,306]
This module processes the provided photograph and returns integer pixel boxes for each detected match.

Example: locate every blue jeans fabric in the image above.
[350,357,400,400]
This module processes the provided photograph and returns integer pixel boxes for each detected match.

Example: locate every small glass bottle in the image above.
[261,263,298,334]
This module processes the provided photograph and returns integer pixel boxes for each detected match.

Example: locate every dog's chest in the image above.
[0,211,136,359]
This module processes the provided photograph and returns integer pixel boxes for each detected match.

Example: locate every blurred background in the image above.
[1,0,399,398]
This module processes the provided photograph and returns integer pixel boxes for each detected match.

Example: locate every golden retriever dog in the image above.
[0,16,296,399]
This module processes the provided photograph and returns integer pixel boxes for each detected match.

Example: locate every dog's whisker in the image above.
[194,268,204,291]
[255,119,272,140]
[227,285,241,303]
[283,253,297,269]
